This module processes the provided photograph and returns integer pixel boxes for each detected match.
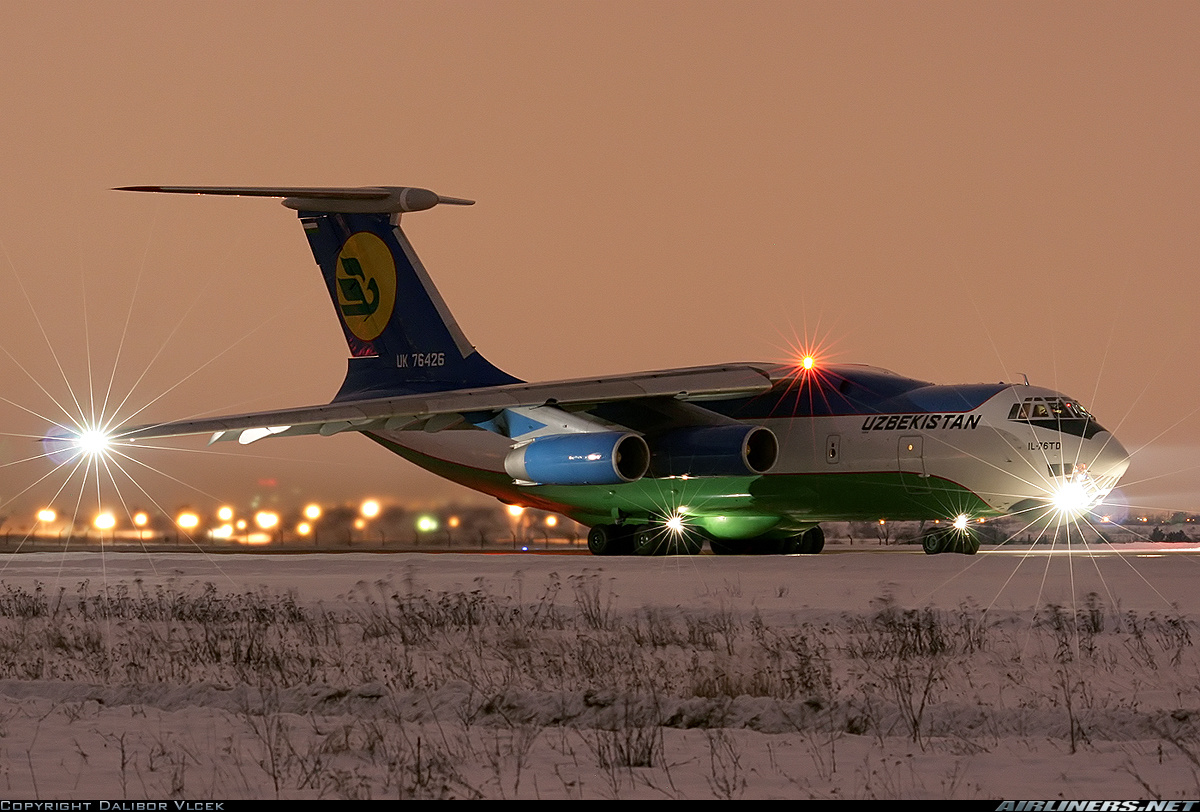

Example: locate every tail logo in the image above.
[335,232,397,342]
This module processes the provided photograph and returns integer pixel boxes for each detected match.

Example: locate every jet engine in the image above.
[504,431,650,485]
[650,425,778,477]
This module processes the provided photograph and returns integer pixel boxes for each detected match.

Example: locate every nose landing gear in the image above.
[921,527,980,555]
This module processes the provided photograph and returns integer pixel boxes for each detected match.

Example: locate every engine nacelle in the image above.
[650,425,778,477]
[505,432,650,485]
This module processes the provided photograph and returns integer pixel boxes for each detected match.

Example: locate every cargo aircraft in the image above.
[64,185,1128,556]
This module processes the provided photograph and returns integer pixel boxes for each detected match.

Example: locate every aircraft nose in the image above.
[1092,432,1130,485]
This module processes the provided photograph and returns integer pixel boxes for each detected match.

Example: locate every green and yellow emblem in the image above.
[335,232,396,342]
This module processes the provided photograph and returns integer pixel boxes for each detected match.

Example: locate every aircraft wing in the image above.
[117,364,775,446]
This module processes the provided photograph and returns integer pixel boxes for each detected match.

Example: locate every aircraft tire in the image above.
[921,529,945,555]
[633,525,660,556]
[675,531,704,556]
[801,526,825,554]
[752,538,787,555]
[778,536,804,555]
[587,524,633,556]
[634,525,703,556]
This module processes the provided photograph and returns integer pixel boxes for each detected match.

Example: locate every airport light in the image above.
[801,355,815,370]
[177,512,200,530]
[304,503,322,521]
[416,515,438,533]
[217,506,234,522]
[361,499,380,519]
[448,515,460,528]
[545,515,558,528]
[36,508,56,523]
[94,512,116,531]
[505,504,527,548]
[297,522,311,536]
[254,511,280,544]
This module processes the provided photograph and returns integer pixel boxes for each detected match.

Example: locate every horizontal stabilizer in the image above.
[115,186,474,214]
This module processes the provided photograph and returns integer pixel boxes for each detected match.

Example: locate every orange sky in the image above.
[0,2,1197,517]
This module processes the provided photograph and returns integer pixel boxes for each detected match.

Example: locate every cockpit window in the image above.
[1008,396,1104,439]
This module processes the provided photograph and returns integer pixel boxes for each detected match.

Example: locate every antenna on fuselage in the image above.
[1017,373,1030,386]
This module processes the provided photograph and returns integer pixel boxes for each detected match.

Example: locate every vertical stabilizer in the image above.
[299,210,520,399]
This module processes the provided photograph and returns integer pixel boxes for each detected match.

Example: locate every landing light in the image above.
[801,355,815,370]
[953,514,969,531]
[76,428,112,457]
[45,424,116,464]
[1051,480,1092,517]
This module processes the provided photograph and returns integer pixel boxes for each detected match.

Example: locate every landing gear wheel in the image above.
[674,531,704,556]
[777,536,803,555]
[587,524,633,556]
[634,524,703,556]
[921,528,979,555]
[922,529,946,555]
[801,526,825,554]
[633,525,661,556]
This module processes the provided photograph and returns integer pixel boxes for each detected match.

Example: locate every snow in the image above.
[0,544,1197,799]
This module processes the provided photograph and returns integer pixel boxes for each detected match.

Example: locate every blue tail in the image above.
[298,210,521,399]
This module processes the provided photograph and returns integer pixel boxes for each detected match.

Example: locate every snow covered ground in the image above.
[0,544,1197,799]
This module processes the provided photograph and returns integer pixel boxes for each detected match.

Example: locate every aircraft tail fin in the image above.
[117,186,521,399]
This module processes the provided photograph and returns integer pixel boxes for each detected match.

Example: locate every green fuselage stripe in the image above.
[364,432,996,535]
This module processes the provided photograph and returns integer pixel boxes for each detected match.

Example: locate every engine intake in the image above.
[650,425,778,477]
[505,432,650,485]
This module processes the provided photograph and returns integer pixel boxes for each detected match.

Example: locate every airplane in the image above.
[69,185,1128,556]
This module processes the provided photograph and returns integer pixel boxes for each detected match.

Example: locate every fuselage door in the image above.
[826,434,840,464]
[898,435,929,493]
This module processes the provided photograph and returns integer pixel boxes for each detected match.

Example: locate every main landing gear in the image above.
[588,523,826,557]
[587,524,634,556]
[710,525,825,556]
[587,522,705,556]
[920,527,980,555]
